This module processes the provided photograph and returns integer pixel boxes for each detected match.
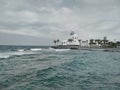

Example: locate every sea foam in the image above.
[54,49,70,52]
[30,48,42,51]
[18,49,25,52]
[0,51,34,59]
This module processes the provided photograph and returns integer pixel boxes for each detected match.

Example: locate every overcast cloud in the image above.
[0,0,120,45]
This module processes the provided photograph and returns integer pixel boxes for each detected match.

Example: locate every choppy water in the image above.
[0,45,120,90]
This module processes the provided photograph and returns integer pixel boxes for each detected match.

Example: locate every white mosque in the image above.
[52,31,89,49]
[52,31,119,50]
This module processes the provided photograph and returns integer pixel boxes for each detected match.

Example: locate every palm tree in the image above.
[98,39,102,44]
[89,39,94,45]
[95,39,101,45]
[95,39,98,43]
[102,37,108,47]
[78,39,81,43]
[68,39,73,42]
[53,40,57,45]
[57,39,59,42]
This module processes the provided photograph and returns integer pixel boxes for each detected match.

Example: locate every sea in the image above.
[0,45,120,90]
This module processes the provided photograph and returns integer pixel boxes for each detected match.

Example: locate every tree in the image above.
[102,37,108,47]
[78,39,81,43]
[68,39,73,42]
[56,39,59,42]
[98,40,102,45]
[53,40,57,45]
[89,39,94,45]
[95,39,102,45]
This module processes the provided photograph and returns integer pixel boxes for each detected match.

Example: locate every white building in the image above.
[68,32,81,45]
[55,31,81,46]
[54,31,90,47]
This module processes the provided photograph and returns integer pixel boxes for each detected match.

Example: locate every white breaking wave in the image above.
[48,47,71,52]
[54,49,70,52]
[18,49,24,52]
[30,48,42,51]
[0,51,34,59]
[0,54,10,59]
[48,47,55,51]
[48,48,71,52]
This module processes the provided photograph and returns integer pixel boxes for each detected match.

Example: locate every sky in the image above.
[0,0,120,45]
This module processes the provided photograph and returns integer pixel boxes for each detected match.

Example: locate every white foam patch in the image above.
[54,49,70,52]
[48,48,71,52]
[48,47,55,51]
[30,48,42,51]
[0,51,34,59]
[0,54,10,59]
[18,49,24,52]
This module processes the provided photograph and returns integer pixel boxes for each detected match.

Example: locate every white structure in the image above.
[54,31,91,47]
[54,31,81,46]
[68,32,81,45]
[81,40,89,47]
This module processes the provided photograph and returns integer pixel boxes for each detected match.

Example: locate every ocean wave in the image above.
[0,55,10,59]
[48,47,55,50]
[46,48,71,52]
[30,48,42,51]
[0,51,34,59]
[32,48,70,52]
[18,49,25,52]
[54,49,70,52]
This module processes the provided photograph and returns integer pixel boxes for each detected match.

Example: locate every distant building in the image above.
[117,42,120,48]
[54,31,81,46]
[53,32,120,49]
[81,40,89,47]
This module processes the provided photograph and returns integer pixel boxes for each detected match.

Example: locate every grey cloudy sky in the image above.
[0,0,120,45]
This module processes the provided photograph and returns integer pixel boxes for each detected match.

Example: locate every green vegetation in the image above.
[89,37,120,48]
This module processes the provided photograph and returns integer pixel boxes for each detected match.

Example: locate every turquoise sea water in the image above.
[0,46,120,90]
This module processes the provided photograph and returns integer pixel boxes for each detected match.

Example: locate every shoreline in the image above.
[52,45,120,52]
[78,47,120,52]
